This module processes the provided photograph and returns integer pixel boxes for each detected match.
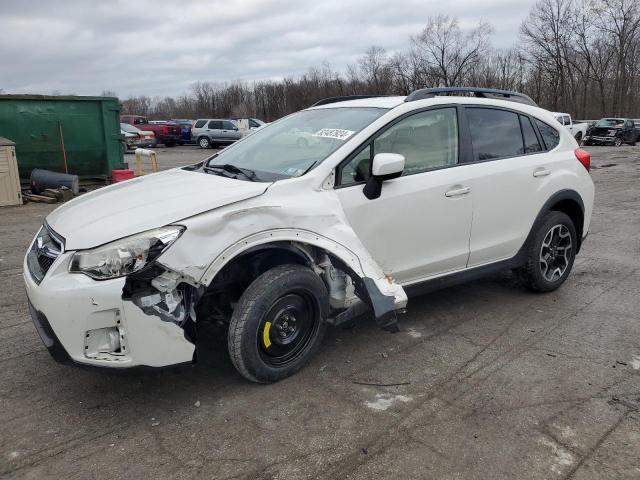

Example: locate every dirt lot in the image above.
[1,145,639,479]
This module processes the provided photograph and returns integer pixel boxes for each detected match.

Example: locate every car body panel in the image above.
[46,169,270,250]
[25,94,594,369]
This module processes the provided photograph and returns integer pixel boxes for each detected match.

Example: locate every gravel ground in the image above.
[1,145,639,479]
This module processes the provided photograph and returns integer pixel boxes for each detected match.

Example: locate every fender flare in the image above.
[199,228,365,286]
[513,189,585,265]
[198,228,406,326]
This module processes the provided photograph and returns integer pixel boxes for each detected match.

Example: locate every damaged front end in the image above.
[123,266,202,344]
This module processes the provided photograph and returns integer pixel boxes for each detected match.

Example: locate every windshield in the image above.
[120,123,141,133]
[595,118,623,127]
[204,107,387,179]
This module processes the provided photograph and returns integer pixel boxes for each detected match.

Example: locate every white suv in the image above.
[24,87,594,383]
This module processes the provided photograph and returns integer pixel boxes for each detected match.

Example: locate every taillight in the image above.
[574,148,590,172]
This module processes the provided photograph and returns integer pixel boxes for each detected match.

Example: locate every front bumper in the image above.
[585,135,615,144]
[23,249,195,368]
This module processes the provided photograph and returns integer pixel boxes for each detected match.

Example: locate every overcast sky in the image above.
[0,0,538,98]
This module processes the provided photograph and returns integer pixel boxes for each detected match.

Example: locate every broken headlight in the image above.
[69,226,184,280]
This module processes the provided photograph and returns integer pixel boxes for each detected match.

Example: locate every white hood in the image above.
[47,169,270,250]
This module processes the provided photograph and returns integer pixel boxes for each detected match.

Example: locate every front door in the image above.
[335,107,473,285]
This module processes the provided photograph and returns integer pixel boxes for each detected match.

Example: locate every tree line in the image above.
[121,0,640,122]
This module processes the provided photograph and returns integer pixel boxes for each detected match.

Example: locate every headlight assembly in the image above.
[69,226,184,280]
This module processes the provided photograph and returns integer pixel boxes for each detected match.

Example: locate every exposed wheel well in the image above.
[550,198,584,250]
[195,243,319,326]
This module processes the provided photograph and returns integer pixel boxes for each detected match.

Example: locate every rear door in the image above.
[207,120,223,141]
[462,107,558,267]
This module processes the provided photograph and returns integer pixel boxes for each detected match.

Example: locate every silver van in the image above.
[192,119,243,149]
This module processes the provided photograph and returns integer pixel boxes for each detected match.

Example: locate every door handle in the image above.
[445,186,471,197]
[533,168,551,178]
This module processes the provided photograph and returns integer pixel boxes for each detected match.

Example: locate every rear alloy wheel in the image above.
[517,211,577,292]
[614,136,623,147]
[228,264,328,383]
[199,137,210,149]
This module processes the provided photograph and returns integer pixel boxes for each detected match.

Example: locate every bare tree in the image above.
[412,15,493,87]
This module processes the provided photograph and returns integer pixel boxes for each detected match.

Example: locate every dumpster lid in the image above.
[0,137,15,146]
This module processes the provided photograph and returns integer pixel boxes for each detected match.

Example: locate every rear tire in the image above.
[228,265,328,383]
[517,211,577,293]
[198,137,210,149]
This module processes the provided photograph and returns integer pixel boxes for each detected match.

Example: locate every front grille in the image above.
[27,224,64,284]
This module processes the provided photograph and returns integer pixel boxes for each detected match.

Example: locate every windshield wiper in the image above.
[204,163,260,182]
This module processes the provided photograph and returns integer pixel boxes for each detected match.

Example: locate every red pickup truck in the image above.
[120,115,182,147]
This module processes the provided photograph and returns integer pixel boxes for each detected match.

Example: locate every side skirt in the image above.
[404,255,525,298]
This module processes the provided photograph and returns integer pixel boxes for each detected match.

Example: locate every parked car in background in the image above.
[583,118,639,146]
[25,87,594,383]
[120,123,156,149]
[233,118,267,137]
[192,119,243,148]
[120,129,138,153]
[120,115,182,147]
[171,119,195,144]
[553,112,588,143]
[269,126,318,147]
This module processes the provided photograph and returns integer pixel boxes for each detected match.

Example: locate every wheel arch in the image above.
[519,189,585,259]
[200,229,365,287]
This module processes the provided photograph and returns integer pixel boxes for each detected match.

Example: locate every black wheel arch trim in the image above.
[518,189,585,259]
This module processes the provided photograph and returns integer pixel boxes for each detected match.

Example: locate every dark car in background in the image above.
[583,118,639,146]
[171,119,195,144]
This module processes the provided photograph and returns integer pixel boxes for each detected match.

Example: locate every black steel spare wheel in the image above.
[228,264,328,383]
[258,292,318,366]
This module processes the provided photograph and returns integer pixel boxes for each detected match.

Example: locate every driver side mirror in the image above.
[363,153,404,200]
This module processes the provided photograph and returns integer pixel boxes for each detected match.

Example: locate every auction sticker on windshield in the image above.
[312,128,355,140]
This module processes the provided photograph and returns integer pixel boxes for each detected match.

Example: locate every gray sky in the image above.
[0,0,538,98]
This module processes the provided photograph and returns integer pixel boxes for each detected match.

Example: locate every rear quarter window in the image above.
[535,119,560,150]
[194,120,207,128]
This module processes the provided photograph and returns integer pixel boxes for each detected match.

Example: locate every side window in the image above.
[208,120,223,129]
[520,115,543,153]
[222,120,236,130]
[535,119,560,150]
[564,116,571,126]
[249,119,259,128]
[467,108,523,160]
[339,108,458,185]
[194,120,207,128]
[340,145,372,185]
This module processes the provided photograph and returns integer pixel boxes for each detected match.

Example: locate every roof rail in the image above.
[404,87,537,107]
[311,95,387,107]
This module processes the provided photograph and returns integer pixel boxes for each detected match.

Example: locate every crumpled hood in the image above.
[47,169,270,250]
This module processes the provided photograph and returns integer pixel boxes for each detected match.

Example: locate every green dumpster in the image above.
[0,95,126,179]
